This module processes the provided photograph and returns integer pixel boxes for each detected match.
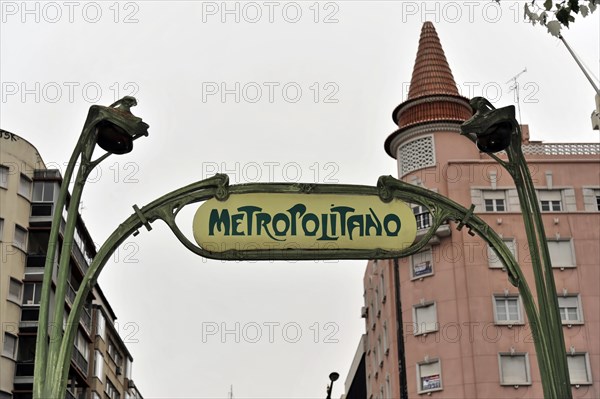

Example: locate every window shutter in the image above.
[500,355,528,384]
[548,241,574,267]
[567,355,589,384]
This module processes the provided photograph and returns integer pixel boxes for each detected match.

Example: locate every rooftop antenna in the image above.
[228,385,234,399]
[506,68,527,123]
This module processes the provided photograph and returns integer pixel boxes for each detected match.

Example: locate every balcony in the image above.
[66,283,77,306]
[72,241,89,275]
[30,202,54,223]
[25,254,46,275]
[14,361,35,384]
[414,211,451,243]
[20,307,40,328]
[80,308,92,335]
[71,346,88,377]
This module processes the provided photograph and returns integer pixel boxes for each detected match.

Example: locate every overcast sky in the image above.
[1,1,599,398]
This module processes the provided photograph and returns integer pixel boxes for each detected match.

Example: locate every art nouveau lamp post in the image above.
[33,97,149,399]
[460,97,571,399]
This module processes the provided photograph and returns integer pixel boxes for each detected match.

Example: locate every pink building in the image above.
[361,22,600,398]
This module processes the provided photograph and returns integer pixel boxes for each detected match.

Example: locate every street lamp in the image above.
[33,97,149,399]
[460,96,572,399]
[326,372,339,399]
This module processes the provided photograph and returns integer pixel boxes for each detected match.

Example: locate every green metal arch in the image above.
[51,173,537,397]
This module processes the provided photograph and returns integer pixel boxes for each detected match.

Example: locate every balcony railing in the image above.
[34,169,62,179]
[522,142,600,155]
[81,308,92,334]
[16,361,35,377]
[72,239,89,274]
[71,346,88,376]
[66,283,77,306]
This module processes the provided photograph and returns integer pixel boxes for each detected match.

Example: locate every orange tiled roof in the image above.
[406,21,460,99]
[385,22,473,158]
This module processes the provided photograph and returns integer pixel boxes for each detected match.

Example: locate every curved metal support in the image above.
[46,172,535,395]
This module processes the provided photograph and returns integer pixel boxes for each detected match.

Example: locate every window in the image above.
[75,330,89,361]
[105,378,120,399]
[382,322,389,355]
[8,278,22,302]
[411,248,433,279]
[417,359,442,393]
[108,340,122,366]
[93,350,104,382]
[13,225,27,251]
[374,287,380,317]
[16,335,36,363]
[0,165,8,189]
[125,357,132,379]
[32,181,55,202]
[385,375,391,398]
[27,230,49,254]
[0,218,4,241]
[413,205,431,230]
[371,347,378,377]
[96,311,106,340]
[494,295,523,324]
[548,240,575,268]
[377,336,383,367]
[558,296,583,324]
[539,190,562,212]
[18,174,32,199]
[488,239,517,269]
[483,190,507,212]
[583,188,600,211]
[413,302,438,335]
[2,333,17,359]
[22,282,42,305]
[379,273,386,302]
[92,392,101,399]
[567,353,592,385]
[498,353,531,385]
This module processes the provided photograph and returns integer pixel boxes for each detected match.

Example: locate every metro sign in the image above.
[193,191,417,254]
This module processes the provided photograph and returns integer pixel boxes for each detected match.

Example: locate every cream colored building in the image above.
[0,130,142,399]
[361,22,600,398]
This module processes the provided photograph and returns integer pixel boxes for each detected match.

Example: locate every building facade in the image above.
[362,22,600,398]
[1,130,142,399]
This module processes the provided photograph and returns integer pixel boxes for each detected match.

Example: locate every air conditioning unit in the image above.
[116,366,122,375]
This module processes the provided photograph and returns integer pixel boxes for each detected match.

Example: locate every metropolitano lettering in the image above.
[208,203,402,242]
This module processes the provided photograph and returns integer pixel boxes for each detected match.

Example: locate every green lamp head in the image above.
[461,97,517,154]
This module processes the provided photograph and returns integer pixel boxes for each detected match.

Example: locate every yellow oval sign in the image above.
[193,193,417,253]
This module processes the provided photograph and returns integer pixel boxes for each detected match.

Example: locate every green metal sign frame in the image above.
[33,97,570,399]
